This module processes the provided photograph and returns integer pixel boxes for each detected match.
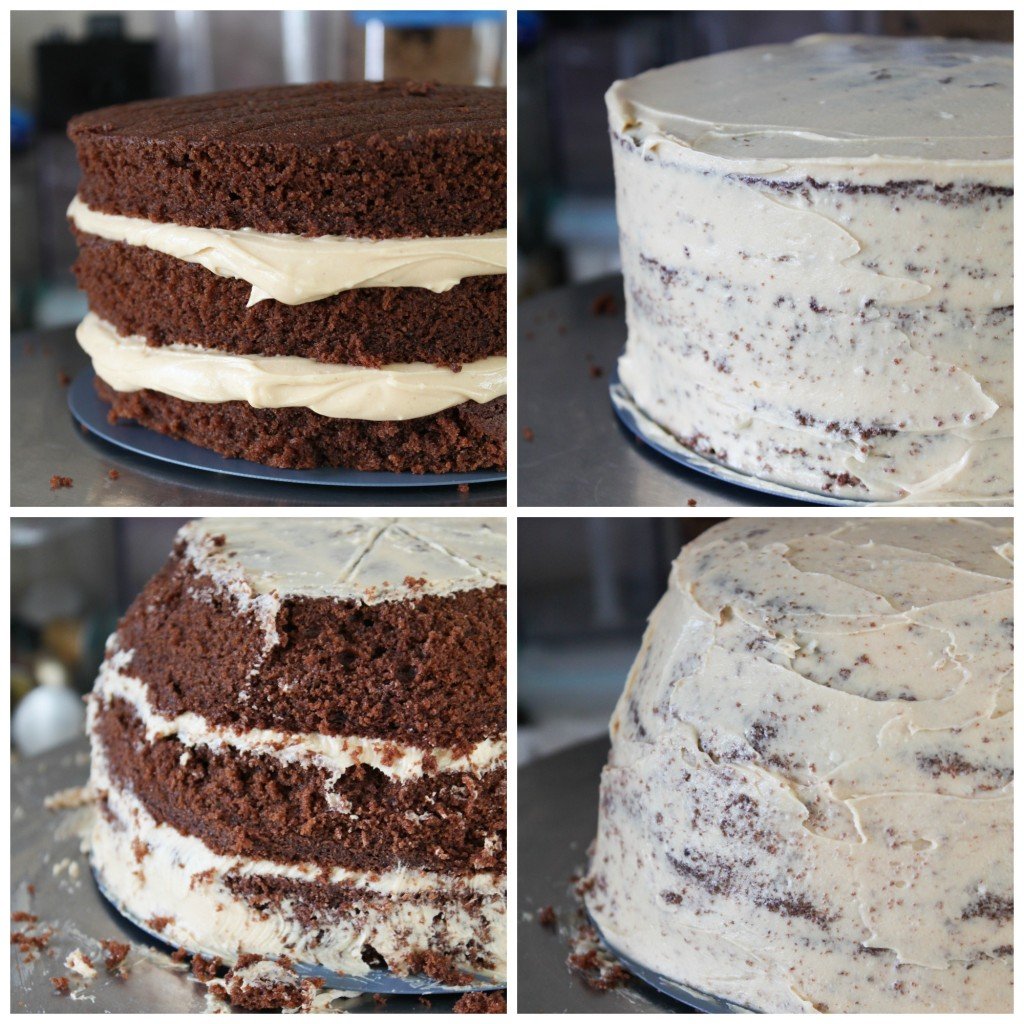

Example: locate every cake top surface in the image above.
[657,516,1012,710]
[179,517,505,604]
[68,79,505,147]
[678,516,1012,621]
[607,34,1012,163]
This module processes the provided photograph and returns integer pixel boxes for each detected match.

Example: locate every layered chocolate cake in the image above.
[607,36,1012,503]
[587,518,1012,1012]
[68,81,507,473]
[88,518,507,982]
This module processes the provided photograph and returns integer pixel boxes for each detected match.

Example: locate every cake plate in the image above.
[518,738,750,1013]
[11,736,497,1013]
[519,276,807,507]
[68,370,506,490]
[609,377,870,508]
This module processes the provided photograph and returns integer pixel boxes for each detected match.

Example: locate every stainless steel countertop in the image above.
[518,276,805,508]
[12,326,506,508]
[10,737,471,1013]
[518,738,689,1014]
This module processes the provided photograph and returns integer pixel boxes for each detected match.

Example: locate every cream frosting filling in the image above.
[77,312,507,421]
[88,758,506,979]
[68,195,507,306]
[608,35,1012,505]
[587,519,1012,1013]
[607,34,1011,170]
[95,662,506,784]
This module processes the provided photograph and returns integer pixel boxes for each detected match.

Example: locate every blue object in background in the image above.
[11,105,34,151]
[517,11,542,48]
[352,11,505,27]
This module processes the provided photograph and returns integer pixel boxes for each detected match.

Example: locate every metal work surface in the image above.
[12,327,505,508]
[519,738,726,1014]
[518,276,807,508]
[11,737,470,1012]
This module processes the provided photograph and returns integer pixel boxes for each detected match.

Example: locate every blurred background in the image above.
[519,517,722,762]
[11,9,507,334]
[10,518,188,760]
[517,9,1013,298]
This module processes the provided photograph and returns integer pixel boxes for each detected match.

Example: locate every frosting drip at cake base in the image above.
[78,313,507,421]
[587,518,1012,1013]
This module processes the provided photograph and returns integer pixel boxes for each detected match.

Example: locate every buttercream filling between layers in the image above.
[96,662,506,783]
[78,312,507,421]
[68,195,507,306]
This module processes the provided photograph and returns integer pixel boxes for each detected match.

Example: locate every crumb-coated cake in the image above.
[87,517,507,982]
[607,36,1012,504]
[587,518,1012,1012]
[68,81,507,473]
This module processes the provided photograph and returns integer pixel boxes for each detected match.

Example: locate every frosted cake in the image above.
[587,518,1012,1011]
[607,36,1012,503]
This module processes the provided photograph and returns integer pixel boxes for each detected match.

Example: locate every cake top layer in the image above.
[608,34,1011,164]
[179,517,505,604]
[69,79,505,148]
[67,80,506,237]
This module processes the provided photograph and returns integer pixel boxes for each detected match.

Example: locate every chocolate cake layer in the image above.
[94,697,505,874]
[73,231,506,368]
[68,80,506,239]
[95,378,507,472]
[115,549,506,749]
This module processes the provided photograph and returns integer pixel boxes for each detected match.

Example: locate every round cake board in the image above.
[520,736,752,1013]
[588,914,752,1013]
[69,370,506,489]
[609,375,872,507]
[93,863,503,996]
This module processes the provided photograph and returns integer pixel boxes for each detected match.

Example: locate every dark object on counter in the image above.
[35,14,155,131]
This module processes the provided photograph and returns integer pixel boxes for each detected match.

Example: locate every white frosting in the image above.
[65,949,97,979]
[179,516,505,605]
[68,195,507,306]
[608,35,1012,504]
[587,518,1012,1012]
[77,313,507,421]
[608,34,1011,168]
[96,662,506,784]
[88,746,506,979]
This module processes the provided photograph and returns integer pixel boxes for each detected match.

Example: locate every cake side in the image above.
[610,136,1011,502]
[89,728,506,979]
[586,518,1012,1012]
[68,80,507,239]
